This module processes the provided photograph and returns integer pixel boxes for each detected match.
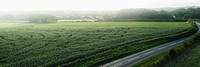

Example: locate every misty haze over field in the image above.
[0,0,199,21]
[0,0,199,11]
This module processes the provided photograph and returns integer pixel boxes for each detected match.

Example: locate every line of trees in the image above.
[115,9,174,19]
[27,8,200,23]
[28,14,58,23]
[115,8,200,20]
[1,8,200,23]
[172,8,200,19]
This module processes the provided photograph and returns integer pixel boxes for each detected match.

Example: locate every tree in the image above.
[0,15,16,20]
[116,9,174,19]
[171,8,187,19]
[28,14,58,23]
[172,8,200,19]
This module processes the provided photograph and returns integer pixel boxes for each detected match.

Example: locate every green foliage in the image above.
[133,51,170,67]
[0,22,192,67]
[172,8,200,19]
[28,14,58,23]
[173,43,200,67]
[116,9,174,19]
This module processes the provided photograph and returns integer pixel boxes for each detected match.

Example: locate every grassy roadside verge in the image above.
[133,26,200,67]
[133,51,170,67]
[172,43,200,67]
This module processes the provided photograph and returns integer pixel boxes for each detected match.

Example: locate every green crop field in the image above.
[0,22,191,67]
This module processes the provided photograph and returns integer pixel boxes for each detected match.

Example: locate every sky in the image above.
[0,0,199,11]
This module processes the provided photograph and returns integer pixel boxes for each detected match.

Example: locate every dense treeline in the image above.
[28,14,58,23]
[172,8,200,19]
[115,9,174,19]
[1,8,200,22]
[114,8,200,20]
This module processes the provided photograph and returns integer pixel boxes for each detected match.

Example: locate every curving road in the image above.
[101,22,200,67]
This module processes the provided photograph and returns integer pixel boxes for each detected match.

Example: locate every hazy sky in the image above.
[0,0,199,11]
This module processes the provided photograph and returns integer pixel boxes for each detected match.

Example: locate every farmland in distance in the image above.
[0,22,190,66]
